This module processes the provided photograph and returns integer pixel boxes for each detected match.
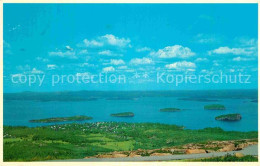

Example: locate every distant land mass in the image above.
[178,98,220,102]
[3,89,258,102]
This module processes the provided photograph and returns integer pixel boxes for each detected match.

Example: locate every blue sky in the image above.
[3,4,258,92]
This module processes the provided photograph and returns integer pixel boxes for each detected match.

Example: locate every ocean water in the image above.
[3,90,258,132]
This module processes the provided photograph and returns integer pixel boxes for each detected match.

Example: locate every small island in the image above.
[160,108,181,112]
[204,104,225,110]
[30,115,93,123]
[215,114,242,121]
[110,112,134,117]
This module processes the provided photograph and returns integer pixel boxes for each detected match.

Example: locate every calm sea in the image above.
[3,90,258,132]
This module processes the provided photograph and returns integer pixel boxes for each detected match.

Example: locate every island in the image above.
[29,115,93,123]
[204,104,225,110]
[110,112,134,117]
[159,108,181,112]
[215,114,242,121]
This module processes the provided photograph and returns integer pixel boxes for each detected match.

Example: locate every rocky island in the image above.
[110,112,134,117]
[215,114,242,121]
[30,115,93,123]
[204,104,225,110]
[160,108,181,112]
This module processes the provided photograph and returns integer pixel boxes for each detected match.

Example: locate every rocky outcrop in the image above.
[185,149,206,154]
[112,153,128,158]
[129,153,141,157]
[96,154,113,158]
[84,139,258,159]
[150,153,172,156]
[235,152,244,158]
[218,144,235,152]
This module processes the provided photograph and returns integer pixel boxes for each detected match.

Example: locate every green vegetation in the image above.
[29,115,93,123]
[204,104,226,110]
[3,122,257,161]
[199,154,257,162]
[159,108,181,112]
[215,114,242,121]
[110,112,134,117]
[170,154,258,162]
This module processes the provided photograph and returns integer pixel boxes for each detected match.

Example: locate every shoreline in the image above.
[3,121,259,132]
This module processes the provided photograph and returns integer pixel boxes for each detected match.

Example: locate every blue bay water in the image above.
[4,92,258,132]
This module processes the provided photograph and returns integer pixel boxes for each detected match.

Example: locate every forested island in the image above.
[30,115,93,123]
[204,104,226,110]
[215,114,242,121]
[159,108,181,112]
[110,112,134,117]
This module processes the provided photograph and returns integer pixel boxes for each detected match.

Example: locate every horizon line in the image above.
[3,88,258,94]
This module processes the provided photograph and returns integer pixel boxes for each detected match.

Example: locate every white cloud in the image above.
[47,64,57,70]
[151,45,195,58]
[208,47,254,55]
[235,37,258,47]
[65,45,73,51]
[16,65,31,71]
[195,58,208,62]
[186,69,195,72]
[102,66,115,72]
[213,60,220,67]
[98,50,112,55]
[83,39,103,47]
[118,65,128,70]
[136,47,151,52]
[31,68,44,74]
[100,34,131,47]
[200,69,214,75]
[200,69,207,73]
[49,51,77,59]
[76,72,91,77]
[110,59,125,65]
[78,34,131,48]
[36,57,49,62]
[130,57,153,65]
[79,63,95,67]
[195,34,220,44]
[230,69,235,73]
[165,61,196,70]
[232,56,254,61]
[79,49,88,55]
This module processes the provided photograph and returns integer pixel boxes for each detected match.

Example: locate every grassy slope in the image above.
[3,122,258,161]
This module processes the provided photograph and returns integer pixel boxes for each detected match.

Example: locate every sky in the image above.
[3,4,258,92]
